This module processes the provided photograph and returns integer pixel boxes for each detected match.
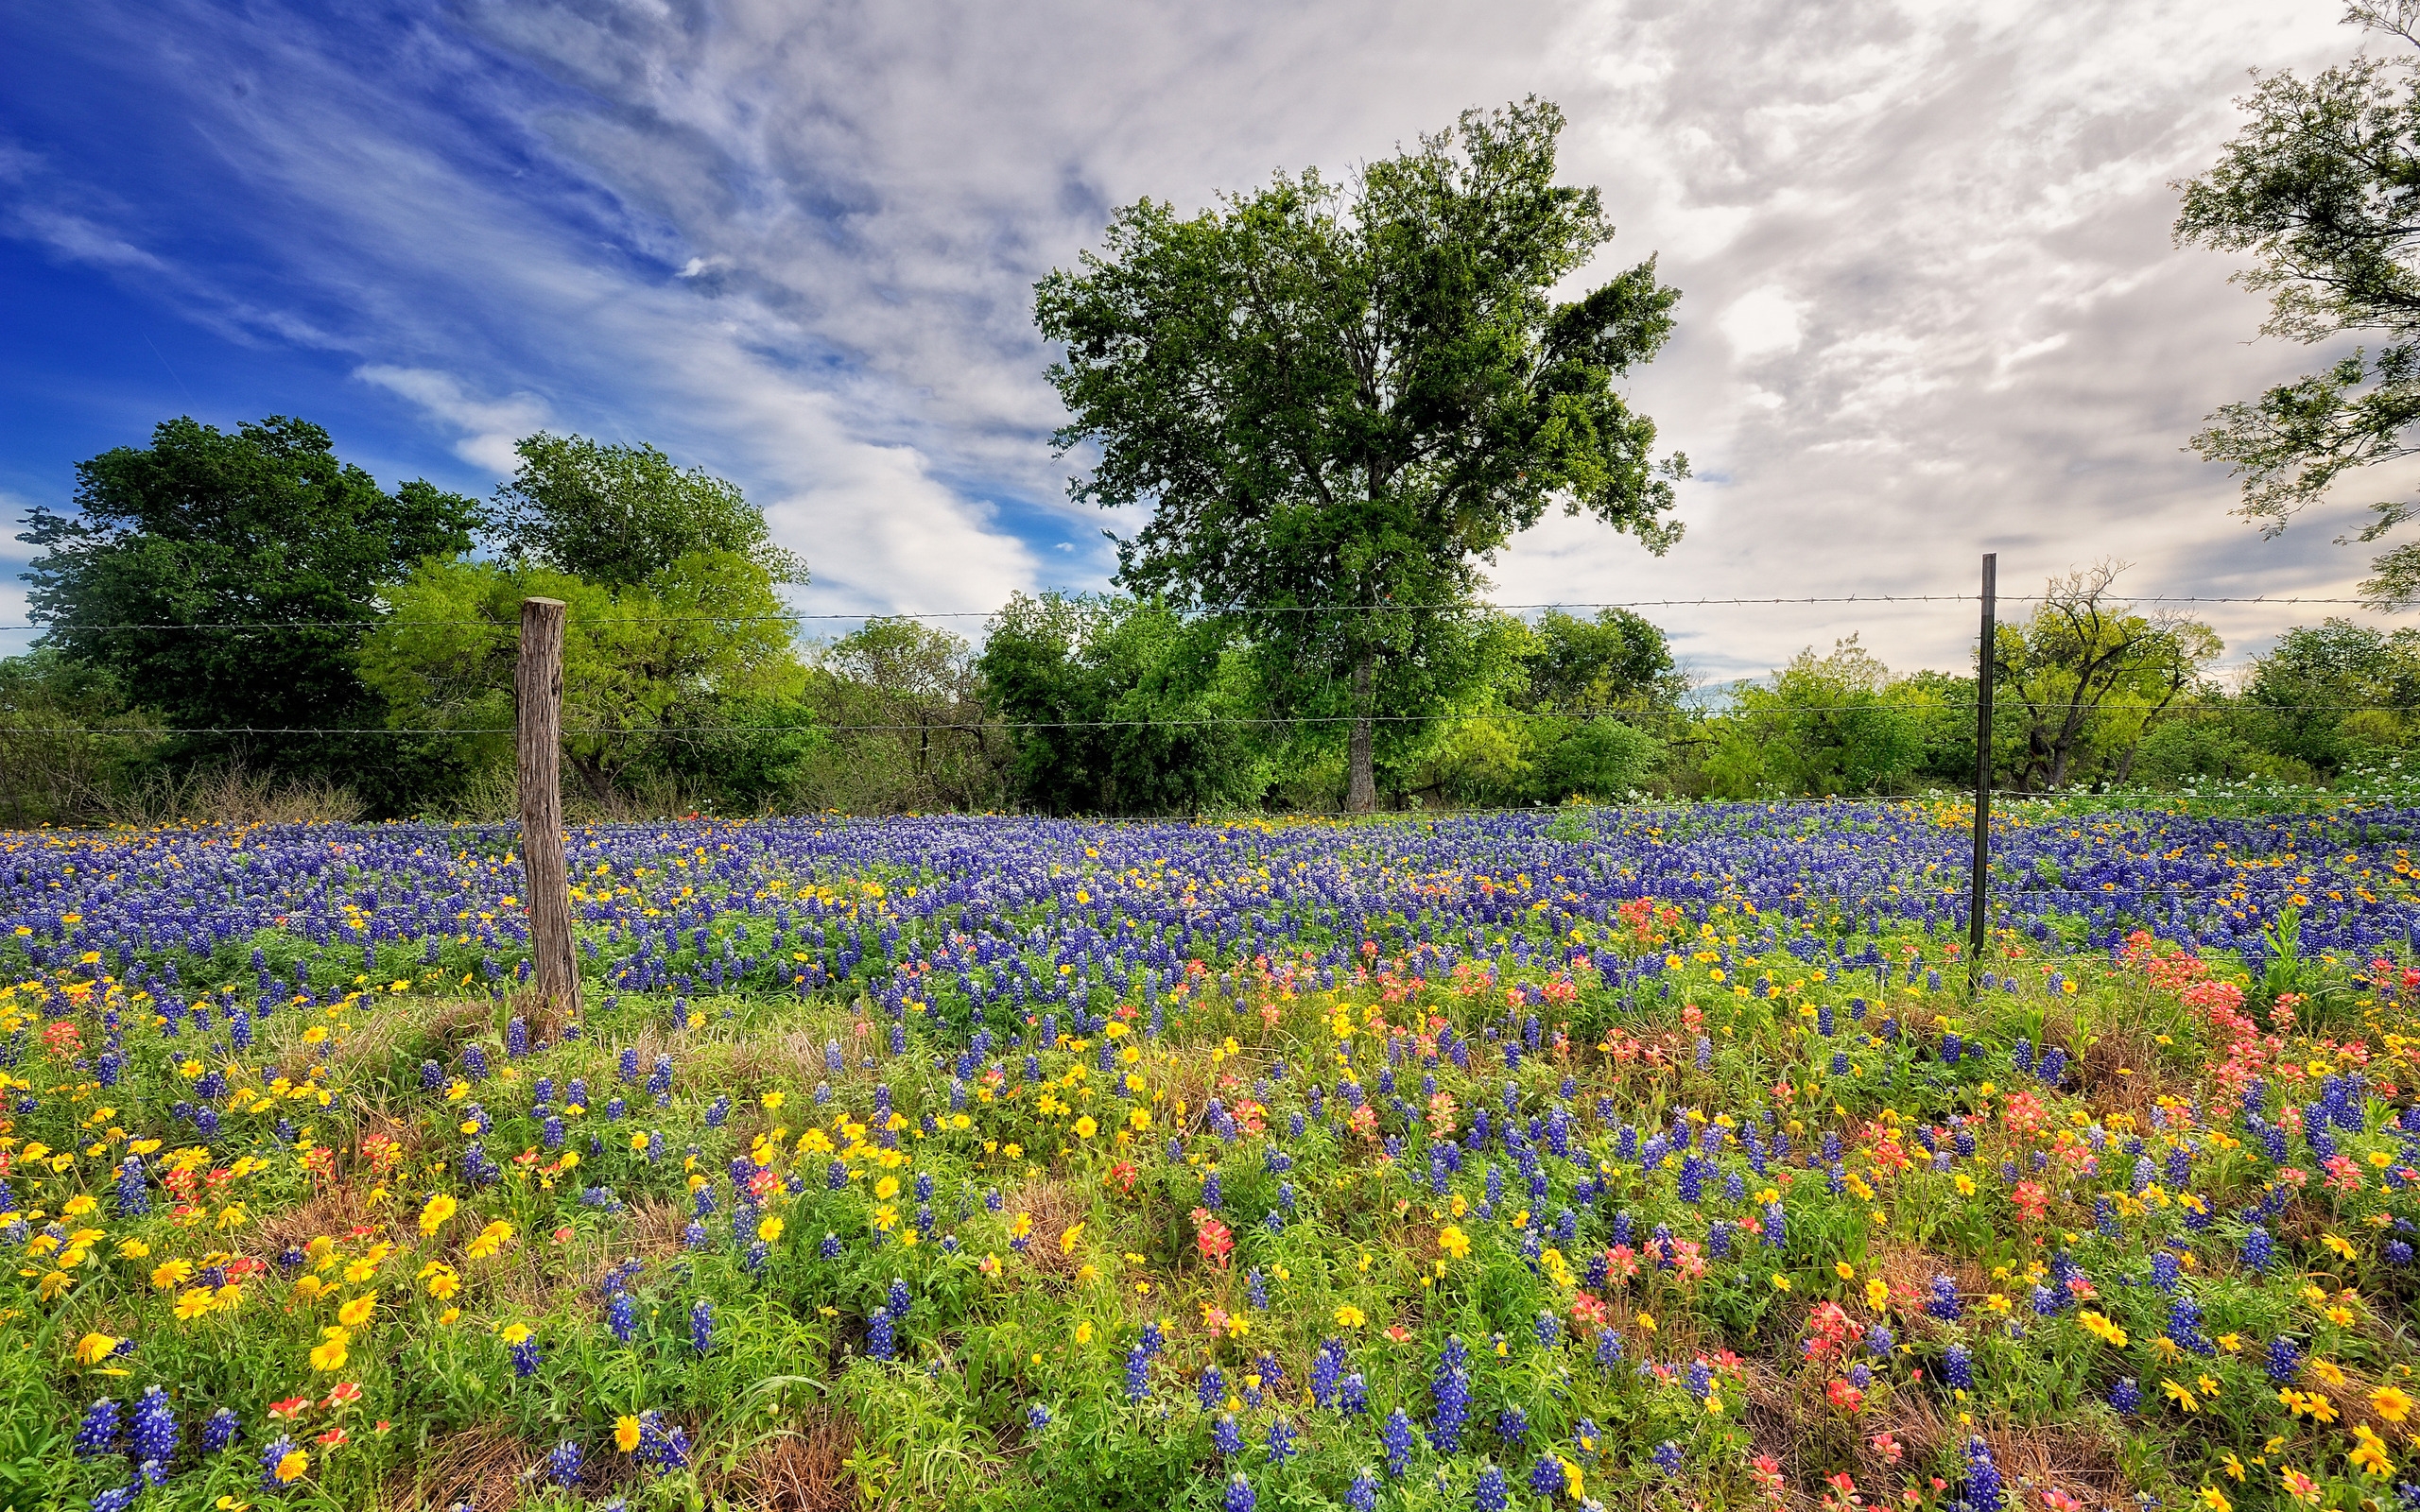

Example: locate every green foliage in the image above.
[804,619,1008,814]
[2175,9,2420,604]
[0,649,162,827]
[492,432,807,589]
[1706,637,1923,798]
[1520,608,1690,715]
[977,593,1262,816]
[360,551,810,812]
[1035,97,1687,808]
[20,415,479,804]
[2242,616,2420,774]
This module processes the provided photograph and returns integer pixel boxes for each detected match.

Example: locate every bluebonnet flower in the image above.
[1926,1275,1962,1320]
[2241,1226,2274,1271]
[1530,1454,1568,1497]
[75,1399,121,1458]
[1348,1469,1379,1512]
[1200,1366,1227,1412]
[1495,1406,1529,1449]
[869,1310,895,1361]
[1942,1345,1974,1391]
[690,1298,714,1354]
[130,1386,177,1475]
[1028,1404,1052,1432]
[1226,1473,1257,1512]
[2266,1336,2302,1383]
[1382,1408,1416,1476]
[115,1155,147,1218]
[202,1408,240,1452]
[888,1277,913,1318]
[1653,1440,1685,1475]
[1126,1345,1150,1400]
[547,1439,584,1486]
[1216,1415,1244,1457]
[821,1232,843,1260]
[1963,1435,2005,1512]
[1595,1331,1623,1369]
[259,1435,300,1490]
[510,1331,542,1377]
[1867,1323,1894,1358]
[1534,1310,1560,1349]
[635,1412,690,1472]
[1431,1336,1472,1452]
[1474,1463,1510,1512]
[2109,1377,2140,1412]
[1267,1418,1296,1463]
[607,1290,636,1344]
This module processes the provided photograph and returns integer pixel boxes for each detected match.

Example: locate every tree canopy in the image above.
[20,415,478,796]
[2175,3,2420,605]
[1035,96,1686,811]
[493,432,806,589]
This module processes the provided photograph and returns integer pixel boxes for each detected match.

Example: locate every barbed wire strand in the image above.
[4,592,2415,634]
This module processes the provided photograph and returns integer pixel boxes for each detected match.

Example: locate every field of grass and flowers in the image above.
[2,800,2418,1512]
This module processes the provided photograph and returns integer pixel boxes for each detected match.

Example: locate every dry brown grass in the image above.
[717,1408,858,1512]
[1010,1178,1091,1281]
[253,1181,382,1255]
[388,1423,529,1511]
[2076,1019,2184,1124]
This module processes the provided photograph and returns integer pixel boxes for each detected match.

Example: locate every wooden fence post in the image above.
[516,597,580,1017]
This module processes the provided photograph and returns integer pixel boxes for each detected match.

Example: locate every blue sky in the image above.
[0,0,2401,679]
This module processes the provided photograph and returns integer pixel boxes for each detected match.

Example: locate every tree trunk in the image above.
[1345,652,1377,814]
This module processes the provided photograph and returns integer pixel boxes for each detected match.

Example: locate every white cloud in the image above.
[14,0,2409,667]
[354,367,550,474]
[1720,285,1806,359]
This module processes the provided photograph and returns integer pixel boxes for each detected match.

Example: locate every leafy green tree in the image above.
[493,432,806,589]
[2175,3,2420,605]
[1035,97,1687,813]
[2242,616,2420,773]
[804,619,1005,814]
[1992,564,2222,789]
[360,551,807,812]
[1704,637,1924,799]
[20,415,479,805]
[977,593,1262,815]
[1518,608,1690,715]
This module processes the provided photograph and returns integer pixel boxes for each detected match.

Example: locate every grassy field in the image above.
[1,803,2415,1512]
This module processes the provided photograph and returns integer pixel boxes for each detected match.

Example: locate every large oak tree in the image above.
[1035,97,1687,811]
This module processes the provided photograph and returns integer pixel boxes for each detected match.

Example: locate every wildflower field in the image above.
[4,802,2419,1512]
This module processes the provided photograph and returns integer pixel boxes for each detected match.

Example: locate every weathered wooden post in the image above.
[516,596,580,1016]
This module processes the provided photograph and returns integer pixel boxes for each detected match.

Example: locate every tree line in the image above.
[3,416,2414,826]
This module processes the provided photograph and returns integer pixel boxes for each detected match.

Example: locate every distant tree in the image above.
[2175,3,2420,605]
[1702,637,1923,799]
[493,433,806,589]
[2243,615,2420,773]
[1035,97,1687,813]
[361,550,807,812]
[1517,608,1690,715]
[977,593,1261,816]
[21,415,479,804]
[805,619,1004,813]
[1993,563,2222,789]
